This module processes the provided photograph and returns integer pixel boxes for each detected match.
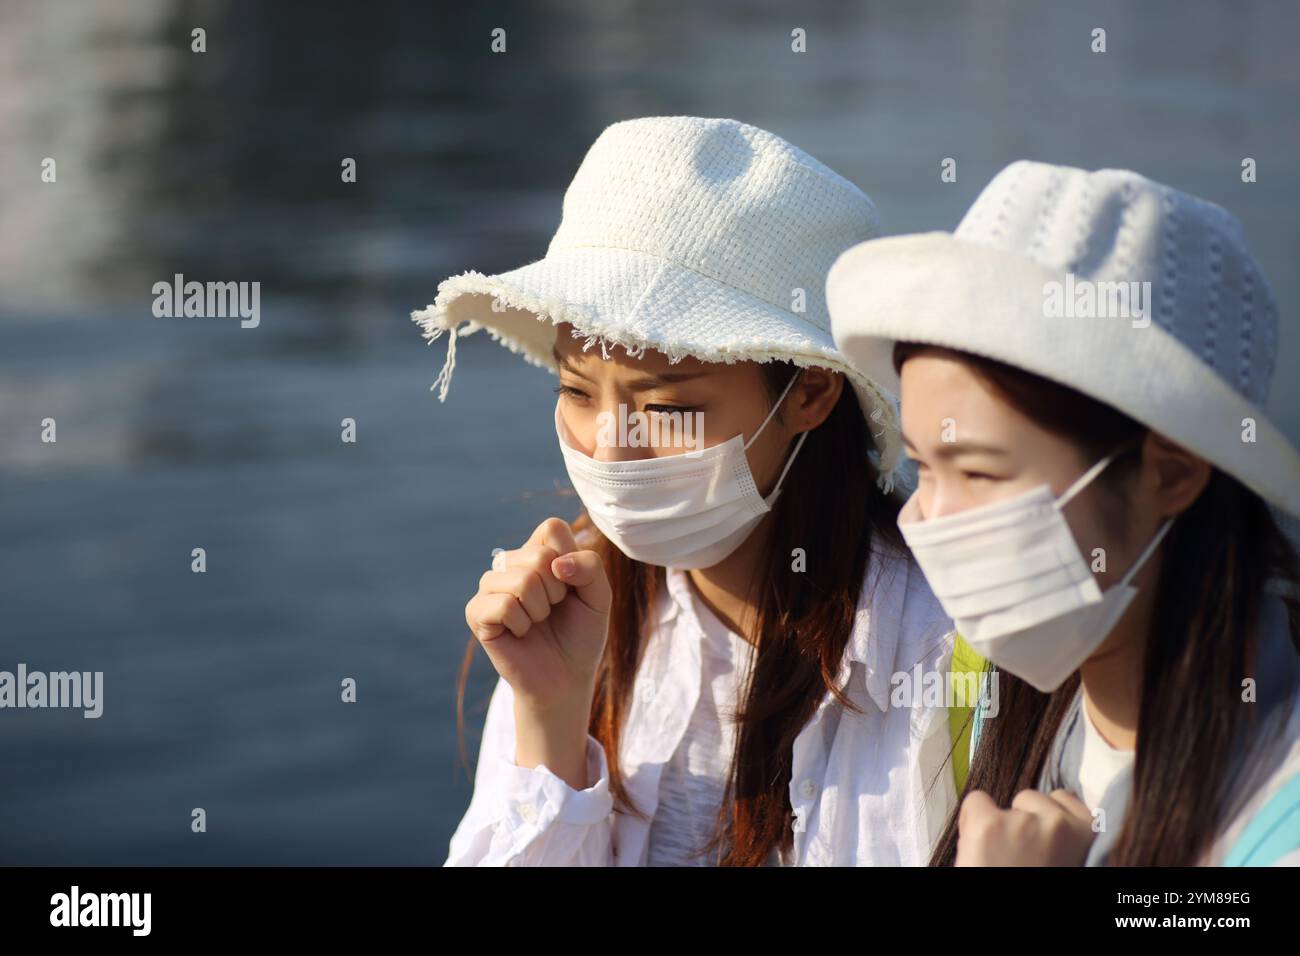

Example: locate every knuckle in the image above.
[521,545,557,573]
[538,517,567,537]
[965,813,996,843]
[522,572,547,605]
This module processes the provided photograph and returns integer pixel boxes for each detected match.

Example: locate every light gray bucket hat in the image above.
[828,159,1300,529]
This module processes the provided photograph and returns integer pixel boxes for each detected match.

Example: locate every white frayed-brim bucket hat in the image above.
[827,159,1300,521]
[411,115,904,489]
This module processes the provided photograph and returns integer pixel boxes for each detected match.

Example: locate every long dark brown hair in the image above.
[456,360,906,865]
[899,343,1300,866]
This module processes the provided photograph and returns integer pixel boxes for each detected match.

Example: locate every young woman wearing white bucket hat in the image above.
[413,116,959,866]
[828,159,1300,866]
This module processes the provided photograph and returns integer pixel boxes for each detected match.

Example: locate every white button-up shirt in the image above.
[445,544,958,866]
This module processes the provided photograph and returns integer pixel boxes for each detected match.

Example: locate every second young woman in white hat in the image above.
[414,116,958,866]
[829,160,1300,866]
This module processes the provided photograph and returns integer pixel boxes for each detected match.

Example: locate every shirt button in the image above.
[799,779,817,799]
[518,803,538,824]
[637,678,657,702]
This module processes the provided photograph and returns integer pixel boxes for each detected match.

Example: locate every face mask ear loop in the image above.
[1117,515,1176,589]
[1055,449,1121,511]
[769,430,810,495]
[744,368,804,452]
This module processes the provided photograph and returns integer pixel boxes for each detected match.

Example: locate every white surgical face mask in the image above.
[556,372,808,569]
[897,449,1174,692]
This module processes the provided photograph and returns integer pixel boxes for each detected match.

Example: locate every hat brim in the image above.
[827,231,1300,518]
[414,245,906,481]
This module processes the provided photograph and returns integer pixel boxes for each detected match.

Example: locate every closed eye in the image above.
[645,403,700,414]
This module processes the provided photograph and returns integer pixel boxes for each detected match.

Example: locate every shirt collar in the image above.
[661,554,913,715]
[849,545,914,713]
[656,569,685,627]
[663,568,740,650]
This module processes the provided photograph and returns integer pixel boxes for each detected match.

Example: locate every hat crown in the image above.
[954,160,1279,406]
[548,116,880,332]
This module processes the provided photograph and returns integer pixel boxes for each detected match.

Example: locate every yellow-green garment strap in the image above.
[949,634,988,794]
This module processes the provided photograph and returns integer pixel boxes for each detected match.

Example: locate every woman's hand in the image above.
[465,517,611,789]
[955,789,1097,866]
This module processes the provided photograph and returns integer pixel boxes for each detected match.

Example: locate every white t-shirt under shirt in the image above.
[1039,589,1300,865]
[1077,696,1134,811]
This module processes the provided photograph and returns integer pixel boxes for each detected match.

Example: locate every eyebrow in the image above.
[901,431,1009,458]
[553,348,594,381]
[553,347,709,390]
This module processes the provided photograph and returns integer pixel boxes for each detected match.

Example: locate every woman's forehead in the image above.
[900,355,1035,438]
